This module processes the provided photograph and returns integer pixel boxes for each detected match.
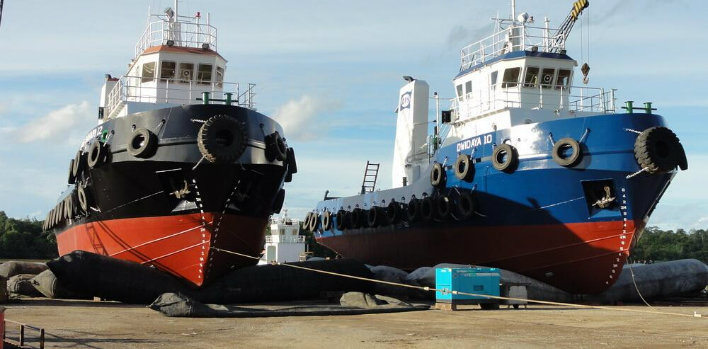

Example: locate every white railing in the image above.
[265,235,306,244]
[104,75,256,118]
[135,15,217,58]
[460,23,559,70]
[450,85,617,122]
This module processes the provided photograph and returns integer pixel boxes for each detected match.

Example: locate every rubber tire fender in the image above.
[552,138,582,167]
[265,131,288,162]
[430,162,446,188]
[128,128,158,158]
[386,201,401,224]
[335,210,348,230]
[307,212,320,232]
[456,191,476,220]
[492,143,518,173]
[436,195,451,220]
[78,183,93,214]
[350,208,363,229]
[87,141,107,169]
[72,150,85,179]
[197,114,248,164]
[634,126,687,173]
[420,197,434,221]
[322,210,333,231]
[454,154,475,181]
[366,207,380,228]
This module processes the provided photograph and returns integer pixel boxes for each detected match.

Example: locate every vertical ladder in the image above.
[360,161,380,194]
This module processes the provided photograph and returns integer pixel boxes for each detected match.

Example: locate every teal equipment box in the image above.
[435,267,501,302]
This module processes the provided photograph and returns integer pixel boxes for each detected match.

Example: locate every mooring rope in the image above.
[210,246,705,319]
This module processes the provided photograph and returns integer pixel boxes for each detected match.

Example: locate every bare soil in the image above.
[3,299,707,348]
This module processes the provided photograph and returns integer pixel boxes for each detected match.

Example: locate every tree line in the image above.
[0,211,705,264]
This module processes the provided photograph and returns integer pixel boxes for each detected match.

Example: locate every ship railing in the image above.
[105,75,255,118]
[265,235,306,243]
[460,23,559,71]
[135,14,217,59]
[448,84,616,124]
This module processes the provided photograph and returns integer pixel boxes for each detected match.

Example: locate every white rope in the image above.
[209,247,704,319]
[628,262,653,308]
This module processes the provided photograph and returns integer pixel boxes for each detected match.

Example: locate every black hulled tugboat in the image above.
[43,3,296,286]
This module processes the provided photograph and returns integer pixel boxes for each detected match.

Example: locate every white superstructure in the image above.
[260,210,307,264]
[98,1,256,121]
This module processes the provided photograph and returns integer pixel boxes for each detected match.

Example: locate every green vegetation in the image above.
[0,211,57,259]
[630,227,707,264]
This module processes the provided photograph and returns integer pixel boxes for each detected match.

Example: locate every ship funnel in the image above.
[392,79,429,188]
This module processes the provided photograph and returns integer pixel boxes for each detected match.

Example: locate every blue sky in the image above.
[0,0,706,230]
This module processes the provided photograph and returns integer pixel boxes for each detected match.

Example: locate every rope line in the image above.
[210,247,704,319]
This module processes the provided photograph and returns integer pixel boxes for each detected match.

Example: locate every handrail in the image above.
[135,15,218,58]
[3,319,45,349]
[265,235,306,243]
[460,24,559,70]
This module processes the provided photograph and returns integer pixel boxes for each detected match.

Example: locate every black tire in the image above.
[634,126,687,173]
[128,128,158,158]
[272,189,285,214]
[286,148,298,173]
[265,131,288,162]
[322,210,333,230]
[335,210,348,230]
[386,201,401,224]
[454,154,475,181]
[406,198,420,222]
[430,162,446,188]
[420,197,434,221]
[436,195,451,219]
[367,207,380,227]
[87,141,106,169]
[68,159,76,185]
[351,208,363,229]
[308,213,320,232]
[78,184,92,213]
[197,115,248,163]
[552,138,582,167]
[492,144,518,173]
[64,196,74,220]
[72,150,84,179]
[456,192,476,220]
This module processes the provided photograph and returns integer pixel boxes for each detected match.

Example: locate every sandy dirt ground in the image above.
[2,299,707,348]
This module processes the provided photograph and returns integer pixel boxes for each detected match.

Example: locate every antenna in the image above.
[511,0,516,20]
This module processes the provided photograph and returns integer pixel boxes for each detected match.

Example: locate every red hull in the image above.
[56,212,267,286]
[317,220,638,294]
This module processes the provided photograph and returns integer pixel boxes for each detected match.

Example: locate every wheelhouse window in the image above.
[456,84,463,101]
[524,67,539,87]
[179,63,194,83]
[197,64,213,85]
[465,81,472,99]
[215,66,224,88]
[141,62,156,83]
[540,68,555,89]
[490,71,498,86]
[160,61,176,82]
[502,67,521,88]
[556,69,571,89]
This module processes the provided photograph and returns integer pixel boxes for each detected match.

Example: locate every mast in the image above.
[511,0,516,20]
[0,0,5,28]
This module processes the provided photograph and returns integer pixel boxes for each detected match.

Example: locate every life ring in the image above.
[454,154,474,181]
[634,126,688,173]
[350,208,363,229]
[386,201,401,224]
[335,210,348,230]
[552,138,582,167]
[78,183,93,213]
[265,131,288,162]
[436,195,451,219]
[406,198,420,222]
[492,144,518,172]
[87,141,107,169]
[430,162,446,188]
[456,192,476,220]
[322,210,333,230]
[128,128,158,158]
[197,114,248,163]
[272,189,285,214]
[420,197,434,221]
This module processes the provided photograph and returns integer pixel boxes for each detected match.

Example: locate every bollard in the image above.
[224,92,233,106]
[202,92,210,105]
[624,101,633,114]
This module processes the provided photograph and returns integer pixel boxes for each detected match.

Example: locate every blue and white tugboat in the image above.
[304,0,687,294]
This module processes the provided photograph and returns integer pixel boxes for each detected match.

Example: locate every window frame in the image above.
[523,67,540,88]
[540,68,556,89]
[501,67,521,88]
[555,69,572,90]
[141,62,156,83]
[160,61,176,82]
[178,63,195,83]
[197,64,213,85]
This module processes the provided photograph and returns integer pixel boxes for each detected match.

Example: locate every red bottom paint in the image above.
[317,220,638,294]
[56,212,268,286]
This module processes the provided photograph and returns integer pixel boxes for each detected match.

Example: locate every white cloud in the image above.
[13,101,93,143]
[273,95,340,141]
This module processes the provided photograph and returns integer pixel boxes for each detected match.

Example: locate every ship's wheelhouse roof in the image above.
[456,51,573,79]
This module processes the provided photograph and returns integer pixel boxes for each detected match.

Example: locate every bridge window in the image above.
[465,81,472,99]
[524,67,539,87]
[490,71,498,86]
[216,66,224,88]
[141,62,155,83]
[197,64,213,85]
[540,68,555,89]
[556,69,571,89]
[160,61,176,81]
[502,67,521,88]
[456,84,463,101]
[179,63,194,83]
